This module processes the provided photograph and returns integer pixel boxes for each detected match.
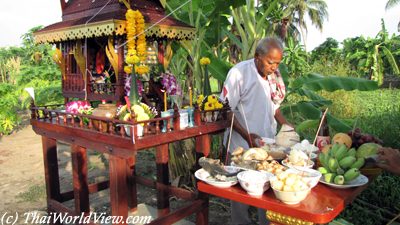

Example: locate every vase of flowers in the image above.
[117,103,157,137]
[197,94,224,122]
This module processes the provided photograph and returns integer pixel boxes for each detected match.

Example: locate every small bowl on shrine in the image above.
[237,170,274,196]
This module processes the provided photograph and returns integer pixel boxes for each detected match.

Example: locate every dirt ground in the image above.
[0,125,251,225]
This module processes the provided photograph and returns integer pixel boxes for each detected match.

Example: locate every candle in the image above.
[163,90,167,112]
[189,86,193,108]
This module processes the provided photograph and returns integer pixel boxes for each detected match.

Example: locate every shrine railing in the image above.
[30,103,230,142]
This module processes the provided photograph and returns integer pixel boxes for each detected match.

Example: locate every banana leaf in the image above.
[292,73,378,91]
[207,54,232,82]
[295,119,319,134]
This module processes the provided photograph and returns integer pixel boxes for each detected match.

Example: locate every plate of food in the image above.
[195,167,239,188]
[282,149,315,169]
[319,174,368,189]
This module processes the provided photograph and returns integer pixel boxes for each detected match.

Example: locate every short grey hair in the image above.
[255,37,284,56]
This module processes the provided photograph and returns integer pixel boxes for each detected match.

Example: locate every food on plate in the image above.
[242,148,269,161]
[230,147,285,174]
[292,140,319,154]
[283,149,313,167]
[318,143,365,184]
[256,160,286,174]
[198,157,239,182]
[332,133,353,148]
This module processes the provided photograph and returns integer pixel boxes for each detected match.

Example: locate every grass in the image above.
[16,184,46,203]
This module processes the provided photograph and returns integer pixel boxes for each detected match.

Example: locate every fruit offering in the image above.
[347,128,383,148]
[271,172,310,192]
[318,143,364,184]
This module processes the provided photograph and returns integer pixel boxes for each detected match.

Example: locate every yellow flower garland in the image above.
[125,9,148,72]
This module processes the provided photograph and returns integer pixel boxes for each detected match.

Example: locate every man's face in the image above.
[255,48,283,77]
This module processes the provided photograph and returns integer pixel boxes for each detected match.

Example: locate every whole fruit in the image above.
[356,143,381,159]
[332,133,352,148]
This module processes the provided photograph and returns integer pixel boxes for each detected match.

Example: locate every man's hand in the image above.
[377,147,400,176]
[247,133,262,148]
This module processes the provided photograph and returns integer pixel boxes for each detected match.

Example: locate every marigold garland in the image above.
[125,9,147,71]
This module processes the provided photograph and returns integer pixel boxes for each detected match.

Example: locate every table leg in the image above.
[156,144,170,218]
[196,192,209,225]
[109,155,128,224]
[126,156,138,212]
[42,137,61,225]
[71,145,90,213]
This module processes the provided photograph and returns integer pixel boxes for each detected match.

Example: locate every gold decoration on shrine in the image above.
[105,37,119,80]
[34,20,195,44]
[266,211,314,225]
[52,48,66,80]
[71,40,87,81]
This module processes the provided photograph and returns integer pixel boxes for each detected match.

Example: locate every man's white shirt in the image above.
[221,59,278,152]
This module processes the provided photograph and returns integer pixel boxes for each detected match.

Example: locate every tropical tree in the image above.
[280,0,328,49]
[343,20,400,85]
[282,37,309,77]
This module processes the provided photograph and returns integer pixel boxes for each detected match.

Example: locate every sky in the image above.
[0,0,399,51]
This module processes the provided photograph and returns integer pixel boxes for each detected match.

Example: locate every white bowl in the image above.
[237,170,274,196]
[270,176,311,205]
[285,168,322,188]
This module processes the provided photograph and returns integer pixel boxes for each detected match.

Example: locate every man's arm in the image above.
[228,112,261,148]
[275,108,294,128]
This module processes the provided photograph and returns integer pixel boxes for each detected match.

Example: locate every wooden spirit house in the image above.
[30,1,231,224]
[34,0,195,102]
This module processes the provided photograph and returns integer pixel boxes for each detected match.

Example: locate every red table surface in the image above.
[197,180,371,224]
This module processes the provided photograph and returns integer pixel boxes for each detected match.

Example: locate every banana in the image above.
[344,168,360,182]
[328,157,339,172]
[324,173,336,183]
[330,144,341,157]
[319,152,329,169]
[334,175,345,185]
[339,156,357,169]
[336,167,345,175]
[351,157,365,169]
[335,144,348,160]
[318,167,329,174]
[347,148,357,157]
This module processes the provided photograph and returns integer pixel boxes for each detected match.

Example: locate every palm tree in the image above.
[281,0,328,49]
[385,0,400,31]
[386,0,400,9]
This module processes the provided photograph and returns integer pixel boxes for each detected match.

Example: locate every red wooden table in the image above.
[198,179,372,225]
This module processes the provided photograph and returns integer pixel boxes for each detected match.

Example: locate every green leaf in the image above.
[207,55,232,82]
[297,74,379,92]
[295,119,319,134]
[326,114,353,132]
[281,101,322,120]
[382,46,400,75]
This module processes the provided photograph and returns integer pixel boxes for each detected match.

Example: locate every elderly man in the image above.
[221,37,292,225]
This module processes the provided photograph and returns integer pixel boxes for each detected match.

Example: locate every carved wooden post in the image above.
[126,155,138,212]
[71,145,90,213]
[109,155,129,224]
[156,144,170,217]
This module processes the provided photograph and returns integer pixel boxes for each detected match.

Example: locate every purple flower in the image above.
[161,72,181,96]
[124,76,144,97]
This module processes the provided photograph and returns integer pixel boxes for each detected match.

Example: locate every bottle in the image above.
[316,110,330,151]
